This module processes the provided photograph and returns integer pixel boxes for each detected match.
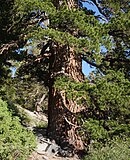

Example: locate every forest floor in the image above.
[17,106,80,160]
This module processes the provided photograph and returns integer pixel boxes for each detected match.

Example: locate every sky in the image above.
[82,60,95,76]
[82,1,100,15]
[82,1,100,76]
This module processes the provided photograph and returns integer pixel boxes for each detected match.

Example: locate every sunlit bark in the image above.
[47,0,85,154]
[47,44,85,153]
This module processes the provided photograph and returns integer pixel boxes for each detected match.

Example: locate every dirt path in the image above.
[28,151,79,160]
[17,106,80,160]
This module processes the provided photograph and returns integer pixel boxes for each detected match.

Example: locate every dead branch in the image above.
[64,116,80,128]
[0,41,18,55]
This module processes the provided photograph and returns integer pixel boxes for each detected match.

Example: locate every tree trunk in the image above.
[47,44,85,154]
[47,0,85,154]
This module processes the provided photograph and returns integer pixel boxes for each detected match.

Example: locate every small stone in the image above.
[46,143,60,156]
[35,143,49,153]
[42,155,49,160]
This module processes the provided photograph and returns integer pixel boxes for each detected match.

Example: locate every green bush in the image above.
[83,138,130,160]
[82,71,130,143]
[0,98,36,160]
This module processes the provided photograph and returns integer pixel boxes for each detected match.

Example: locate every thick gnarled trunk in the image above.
[47,0,84,154]
[47,44,85,153]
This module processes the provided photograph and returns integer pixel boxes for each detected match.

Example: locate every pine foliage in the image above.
[0,0,130,156]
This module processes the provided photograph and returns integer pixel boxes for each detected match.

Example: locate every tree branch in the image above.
[82,0,107,19]
[91,0,107,18]
[81,54,101,68]
[0,41,18,55]
[40,40,52,55]
[102,56,130,64]
[64,116,80,128]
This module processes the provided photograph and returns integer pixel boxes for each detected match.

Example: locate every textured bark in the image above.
[47,44,85,153]
[52,0,78,9]
[66,0,78,9]
[47,0,85,154]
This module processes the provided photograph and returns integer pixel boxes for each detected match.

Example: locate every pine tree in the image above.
[0,0,129,155]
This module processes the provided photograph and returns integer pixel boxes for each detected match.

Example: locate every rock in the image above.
[39,138,60,155]
[35,137,60,157]
[35,143,49,154]
[46,143,60,156]
[41,155,49,160]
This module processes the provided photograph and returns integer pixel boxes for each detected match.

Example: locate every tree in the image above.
[18,0,87,152]
[0,0,129,156]
[39,0,129,153]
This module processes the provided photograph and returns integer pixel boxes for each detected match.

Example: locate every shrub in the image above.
[0,98,36,160]
[83,138,130,160]
[82,71,130,143]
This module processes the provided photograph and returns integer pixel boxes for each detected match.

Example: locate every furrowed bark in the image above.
[47,0,85,154]
[47,44,85,153]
